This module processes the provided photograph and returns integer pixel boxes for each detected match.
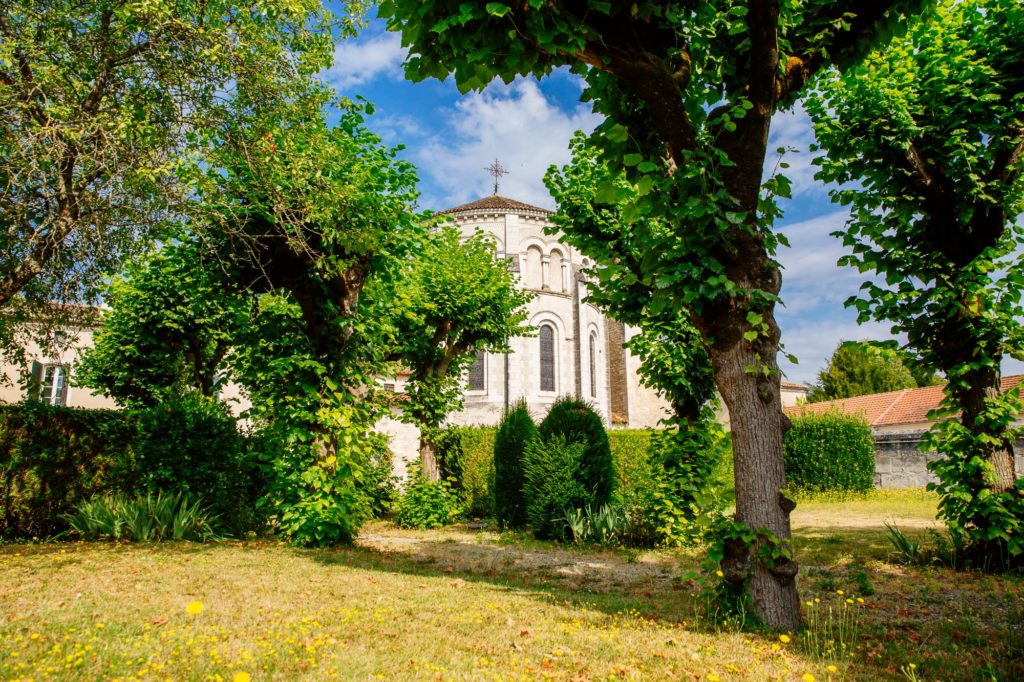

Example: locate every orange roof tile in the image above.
[784,375,1023,427]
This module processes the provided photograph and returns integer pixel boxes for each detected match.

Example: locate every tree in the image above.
[0,0,346,342]
[383,0,926,628]
[807,341,918,402]
[809,0,1024,563]
[389,227,532,481]
[196,90,426,546]
[76,240,250,408]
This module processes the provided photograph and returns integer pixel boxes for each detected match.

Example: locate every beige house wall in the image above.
[0,326,117,409]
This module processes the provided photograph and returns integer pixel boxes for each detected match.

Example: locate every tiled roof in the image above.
[442,194,553,215]
[784,375,1024,427]
[780,381,809,392]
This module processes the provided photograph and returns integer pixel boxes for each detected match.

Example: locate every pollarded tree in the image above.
[383,0,927,627]
[808,341,919,402]
[0,0,349,361]
[195,89,426,547]
[809,0,1024,563]
[390,227,533,481]
[76,240,250,408]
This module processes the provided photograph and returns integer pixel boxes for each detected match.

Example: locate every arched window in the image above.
[539,324,556,392]
[589,332,598,398]
[467,350,486,391]
[549,249,564,293]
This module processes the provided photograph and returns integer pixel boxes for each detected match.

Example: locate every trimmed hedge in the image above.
[0,401,136,539]
[437,425,497,518]
[0,398,262,539]
[783,410,875,493]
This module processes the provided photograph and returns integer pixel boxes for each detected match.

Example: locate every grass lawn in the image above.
[2,490,1021,681]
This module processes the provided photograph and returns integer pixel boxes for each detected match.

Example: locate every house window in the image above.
[467,350,486,391]
[539,324,555,392]
[589,332,598,398]
[31,362,69,406]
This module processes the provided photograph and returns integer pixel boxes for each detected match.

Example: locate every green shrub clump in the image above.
[437,425,497,519]
[523,435,590,541]
[393,464,462,529]
[0,398,264,540]
[62,491,219,542]
[133,394,261,537]
[784,410,875,493]
[538,397,615,505]
[492,401,537,529]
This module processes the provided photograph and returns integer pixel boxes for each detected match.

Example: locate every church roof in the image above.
[442,194,553,216]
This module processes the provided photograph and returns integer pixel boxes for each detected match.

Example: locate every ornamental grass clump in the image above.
[62,491,219,542]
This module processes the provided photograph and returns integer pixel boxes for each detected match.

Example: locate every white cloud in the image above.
[765,104,819,197]
[325,32,406,90]
[412,79,602,210]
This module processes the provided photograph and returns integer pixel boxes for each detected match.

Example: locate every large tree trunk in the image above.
[419,436,440,482]
[710,311,801,632]
[957,367,1017,493]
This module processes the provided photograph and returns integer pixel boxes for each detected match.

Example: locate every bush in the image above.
[607,429,654,505]
[784,410,875,493]
[437,425,496,518]
[493,401,536,529]
[133,394,261,536]
[62,491,219,542]
[538,397,615,505]
[523,435,590,541]
[0,398,265,540]
[361,435,399,518]
[393,464,462,529]
[0,401,136,539]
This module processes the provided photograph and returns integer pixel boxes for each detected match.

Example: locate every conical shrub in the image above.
[493,400,536,529]
[538,397,615,505]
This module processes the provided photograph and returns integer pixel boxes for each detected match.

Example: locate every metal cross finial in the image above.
[485,158,509,195]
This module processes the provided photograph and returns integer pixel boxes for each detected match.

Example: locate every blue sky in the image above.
[323,16,1021,385]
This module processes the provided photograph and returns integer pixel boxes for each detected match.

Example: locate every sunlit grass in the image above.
[1,490,1020,681]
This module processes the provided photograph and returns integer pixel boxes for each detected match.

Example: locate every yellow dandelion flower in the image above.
[857,597,865,604]
[836,590,844,596]
[186,601,204,615]
[827,665,838,672]
[707,675,720,682]
[715,570,724,578]
[771,643,781,652]
[909,663,917,670]
[846,599,854,604]
[233,673,252,682]
[802,675,816,682]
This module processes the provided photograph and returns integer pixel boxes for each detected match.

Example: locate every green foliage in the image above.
[436,426,496,519]
[0,0,349,347]
[523,436,590,542]
[133,394,261,537]
[77,240,251,408]
[0,402,136,539]
[0,400,264,539]
[393,464,462,529]
[784,411,875,493]
[564,504,630,545]
[924,416,1024,568]
[62,492,219,543]
[493,401,537,529]
[809,0,1024,565]
[387,227,532,472]
[808,341,920,402]
[538,398,615,506]
[607,429,654,504]
[361,438,399,519]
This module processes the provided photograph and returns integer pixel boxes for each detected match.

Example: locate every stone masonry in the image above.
[874,430,1024,488]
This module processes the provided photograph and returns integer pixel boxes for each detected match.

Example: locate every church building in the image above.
[405,191,672,430]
